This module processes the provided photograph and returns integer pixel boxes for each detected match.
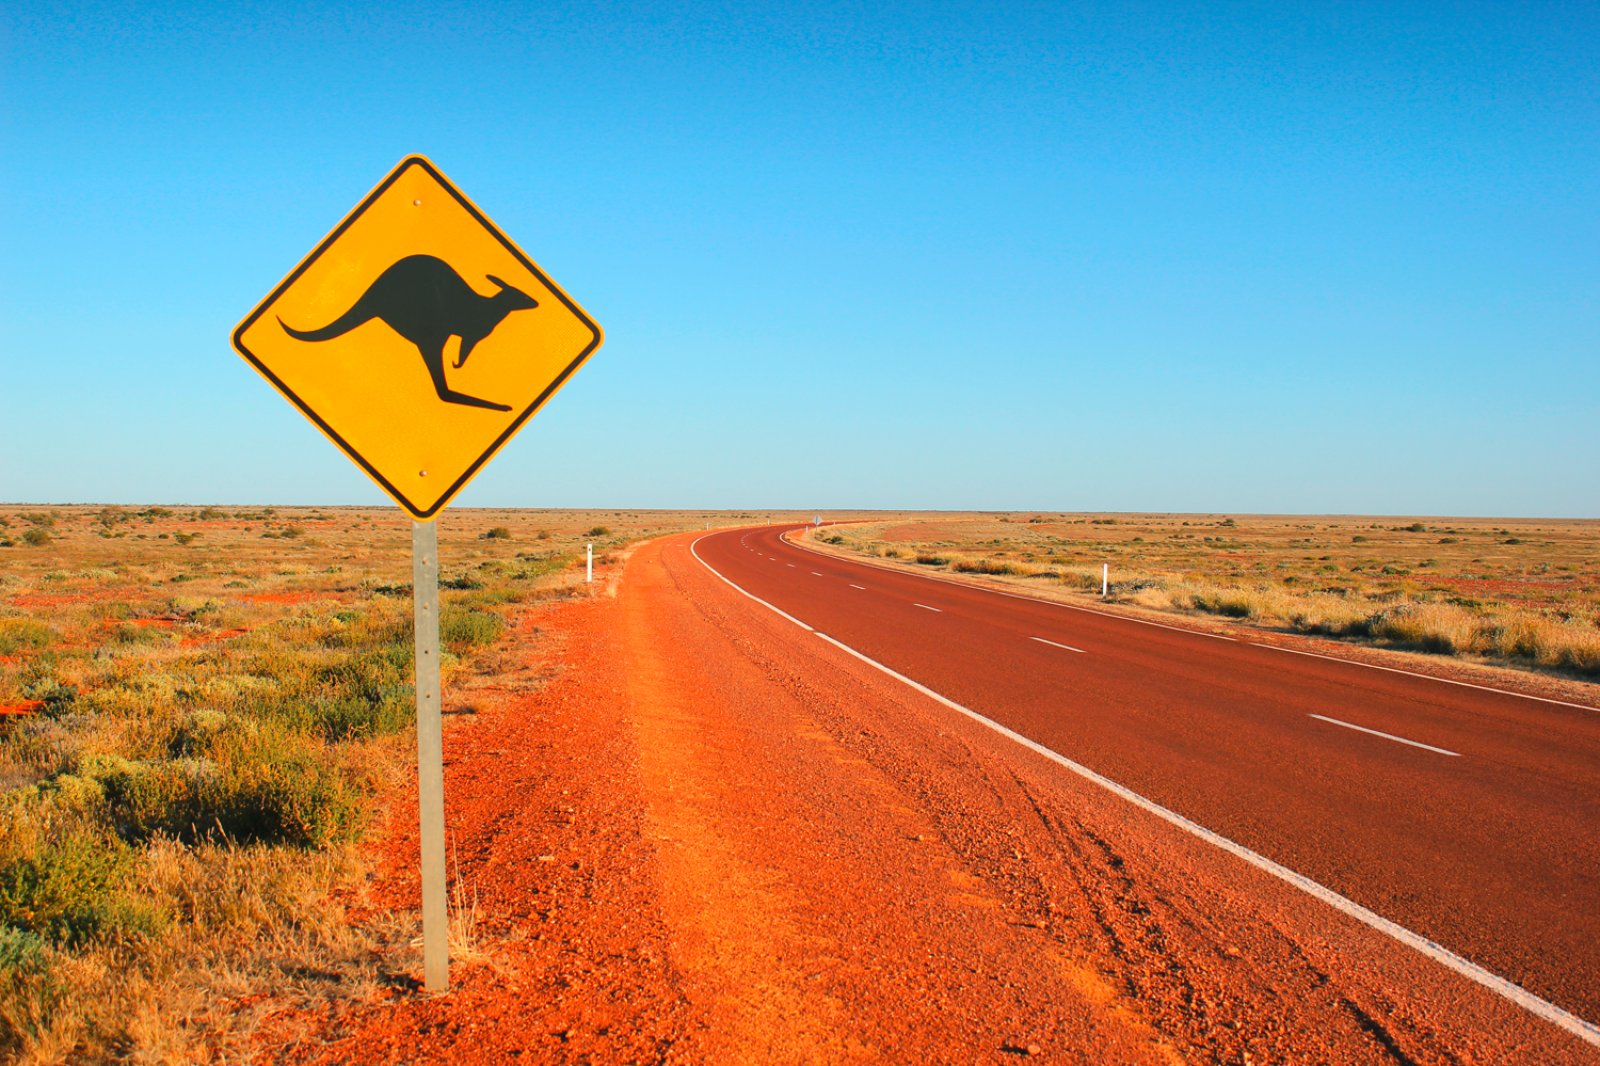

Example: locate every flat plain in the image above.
[1,506,1595,1063]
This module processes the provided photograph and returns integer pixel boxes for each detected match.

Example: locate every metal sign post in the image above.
[412,519,448,991]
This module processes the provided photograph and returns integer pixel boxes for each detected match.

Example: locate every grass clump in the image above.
[0,822,162,947]
[953,558,1022,576]
[0,620,55,656]
[441,606,505,654]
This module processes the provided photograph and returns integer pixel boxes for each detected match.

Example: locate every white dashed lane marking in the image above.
[1031,636,1086,654]
[1308,714,1461,757]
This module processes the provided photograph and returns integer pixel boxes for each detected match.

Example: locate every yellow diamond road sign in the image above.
[232,155,603,520]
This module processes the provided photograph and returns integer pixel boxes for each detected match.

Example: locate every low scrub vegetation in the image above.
[0,504,734,1060]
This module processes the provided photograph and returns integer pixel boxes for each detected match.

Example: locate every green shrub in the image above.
[0,925,48,973]
[95,725,363,848]
[106,622,164,647]
[296,695,413,741]
[1187,590,1254,618]
[441,607,504,654]
[914,553,949,566]
[481,527,511,540]
[954,559,1020,576]
[18,670,76,718]
[21,529,50,547]
[0,620,54,656]
[0,830,159,946]
[585,526,610,537]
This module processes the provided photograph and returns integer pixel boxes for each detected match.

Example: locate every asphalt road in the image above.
[692,524,1600,1033]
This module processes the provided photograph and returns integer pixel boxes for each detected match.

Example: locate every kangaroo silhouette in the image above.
[279,254,538,411]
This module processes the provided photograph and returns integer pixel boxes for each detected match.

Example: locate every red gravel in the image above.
[252,532,1599,1064]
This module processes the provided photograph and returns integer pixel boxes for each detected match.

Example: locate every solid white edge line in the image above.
[691,535,814,633]
[849,584,866,590]
[1031,636,1086,654]
[694,531,1600,1049]
[1251,643,1600,714]
[913,603,942,612]
[782,531,1600,713]
[1308,714,1462,757]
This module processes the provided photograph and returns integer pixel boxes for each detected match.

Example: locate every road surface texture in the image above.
[262,527,1599,1064]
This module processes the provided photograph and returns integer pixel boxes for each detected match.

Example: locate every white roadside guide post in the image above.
[230,155,603,993]
[1102,563,1109,597]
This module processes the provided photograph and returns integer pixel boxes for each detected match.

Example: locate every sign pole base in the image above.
[412,519,449,992]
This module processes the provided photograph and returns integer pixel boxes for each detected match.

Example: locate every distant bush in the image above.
[22,529,51,547]
[482,527,511,540]
[954,559,1021,576]
[1186,590,1255,618]
[585,526,610,538]
[441,606,504,654]
[0,619,55,655]
[914,553,950,566]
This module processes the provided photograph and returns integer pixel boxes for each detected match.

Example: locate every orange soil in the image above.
[252,533,1594,1065]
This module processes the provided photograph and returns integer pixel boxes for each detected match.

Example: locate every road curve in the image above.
[693,524,1600,1035]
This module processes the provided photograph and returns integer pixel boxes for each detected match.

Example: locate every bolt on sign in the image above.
[232,154,603,519]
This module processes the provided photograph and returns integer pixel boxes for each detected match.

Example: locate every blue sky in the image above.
[3,1,1596,515]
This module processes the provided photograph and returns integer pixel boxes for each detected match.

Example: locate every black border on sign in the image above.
[230,155,603,520]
